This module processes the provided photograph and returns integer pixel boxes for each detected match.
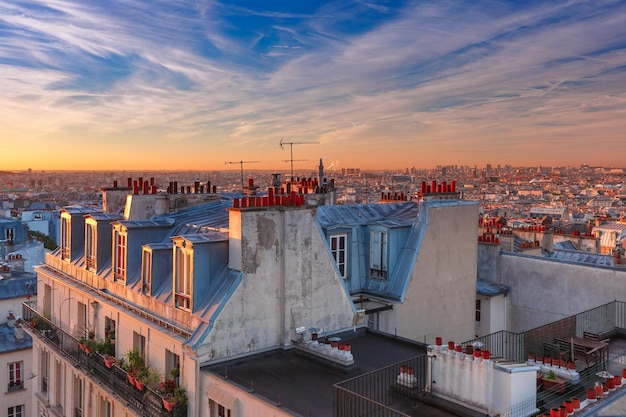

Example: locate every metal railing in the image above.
[22,303,187,417]
[334,355,426,417]
[461,330,526,363]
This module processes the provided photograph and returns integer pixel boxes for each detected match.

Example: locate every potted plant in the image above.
[125,349,144,372]
[542,370,566,392]
[103,354,117,368]
[134,367,149,391]
[80,338,96,354]
[163,385,188,412]
[95,338,115,357]
[174,386,188,406]
[139,367,160,392]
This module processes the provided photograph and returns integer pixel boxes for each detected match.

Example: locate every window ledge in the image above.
[5,385,25,394]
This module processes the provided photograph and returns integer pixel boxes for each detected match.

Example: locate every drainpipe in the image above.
[183,343,201,417]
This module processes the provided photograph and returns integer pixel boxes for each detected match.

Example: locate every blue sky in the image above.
[1,0,626,170]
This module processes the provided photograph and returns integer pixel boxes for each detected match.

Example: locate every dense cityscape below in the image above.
[2,164,625,225]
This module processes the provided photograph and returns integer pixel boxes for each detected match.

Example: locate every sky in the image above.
[1,0,626,172]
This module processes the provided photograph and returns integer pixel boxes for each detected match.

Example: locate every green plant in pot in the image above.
[95,338,115,356]
[125,349,144,372]
[140,367,161,391]
[173,386,188,406]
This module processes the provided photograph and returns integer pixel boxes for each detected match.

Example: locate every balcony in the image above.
[22,303,187,417]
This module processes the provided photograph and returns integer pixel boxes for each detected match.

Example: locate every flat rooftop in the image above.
[203,329,462,417]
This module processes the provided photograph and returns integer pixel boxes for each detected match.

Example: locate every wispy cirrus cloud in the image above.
[1,0,625,169]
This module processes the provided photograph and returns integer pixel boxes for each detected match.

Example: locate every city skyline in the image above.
[1,0,626,171]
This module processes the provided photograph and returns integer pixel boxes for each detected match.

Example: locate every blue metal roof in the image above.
[154,198,232,237]
[87,213,123,221]
[119,218,174,228]
[550,249,615,267]
[317,202,418,228]
[0,274,37,300]
[554,240,578,251]
[61,205,100,215]
[0,323,32,354]
[476,279,511,296]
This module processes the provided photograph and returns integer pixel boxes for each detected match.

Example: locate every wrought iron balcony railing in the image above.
[22,303,187,417]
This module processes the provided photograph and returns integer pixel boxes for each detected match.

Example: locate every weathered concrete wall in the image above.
[204,206,356,361]
[500,253,626,332]
[397,201,479,344]
[477,243,499,281]
[203,372,294,417]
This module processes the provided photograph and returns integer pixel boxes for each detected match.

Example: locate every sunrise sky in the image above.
[1,0,626,171]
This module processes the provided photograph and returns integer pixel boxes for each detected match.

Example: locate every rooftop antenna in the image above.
[225,160,260,193]
[279,138,319,179]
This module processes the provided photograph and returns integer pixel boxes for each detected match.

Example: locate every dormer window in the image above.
[330,234,348,279]
[4,227,15,243]
[141,248,152,295]
[60,216,70,261]
[173,244,192,311]
[113,229,127,283]
[370,229,388,279]
[85,222,97,271]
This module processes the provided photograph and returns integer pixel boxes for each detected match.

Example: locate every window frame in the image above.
[60,216,70,260]
[475,299,481,322]
[8,405,24,417]
[370,229,388,280]
[173,243,192,311]
[141,248,152,295]
[330,233,348,279]
[8,361,23,391]
[113,229,127,283]
[85,221,97,271]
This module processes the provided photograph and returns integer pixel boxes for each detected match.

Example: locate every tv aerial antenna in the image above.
[225,160,260,193]
[279,138,319,179]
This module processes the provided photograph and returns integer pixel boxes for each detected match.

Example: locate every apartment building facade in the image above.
[24,176,478,417]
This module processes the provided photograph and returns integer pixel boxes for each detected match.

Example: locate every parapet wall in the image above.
[427,341,538,417]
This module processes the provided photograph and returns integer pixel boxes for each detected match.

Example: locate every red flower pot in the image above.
[104,355,116,369]
[571,397,580,409]
[563,400,573,414]
[163,395,177,412]
[586,387,597,401]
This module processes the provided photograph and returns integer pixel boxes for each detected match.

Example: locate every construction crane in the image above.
[225,160,260,193]
[279,138,319,179]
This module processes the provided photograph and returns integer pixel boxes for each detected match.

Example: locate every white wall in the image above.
[500,254,626,332]
[428,346,538,417]
[397,201,479,344]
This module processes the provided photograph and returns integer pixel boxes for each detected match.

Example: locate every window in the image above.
[8,405,24,417]
[74,375,83,417]
[40,350,49,394]
[209,400,231,417]
[174,245,192,310]
[370,230,388,279]
[8,361,23,391]
[5,227,15,243]
[165,350,180,382]
[85,222,97,270]
[113,230,127,283]
[141,248,152,294]
[218,405,231,417]
[100,397,112,417]
[330,234,348,279]
[54,360,63,408]
[60,217,70,260]
[475,299,481,322]
[133,332,146,361]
